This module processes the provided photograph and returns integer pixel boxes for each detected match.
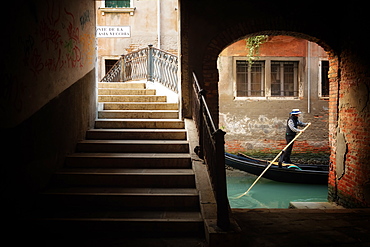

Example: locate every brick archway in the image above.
[201,29,337,127]
[180,1,370,207]
[201,26,346,198]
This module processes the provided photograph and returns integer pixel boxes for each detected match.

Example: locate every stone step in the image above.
[104,102,179,110]
[289,202,345,209]
[28,211,204,238]
[98,82,146,89]
[98,95,167,103]
[86,129,187,140]
[38,187,200,211]
[76,140,189,153]
[98,110,179,119]
[65,153,192,168]
[24,80,206,242]
[51,168,196,188]
[98,89,156,95]
[95,119,185,129]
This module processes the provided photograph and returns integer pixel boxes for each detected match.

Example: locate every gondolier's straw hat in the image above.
[290,109,302,114]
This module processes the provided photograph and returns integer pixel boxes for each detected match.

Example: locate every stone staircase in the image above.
[29,82,205,244]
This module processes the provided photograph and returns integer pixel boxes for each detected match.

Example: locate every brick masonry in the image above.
[328,49,370,208]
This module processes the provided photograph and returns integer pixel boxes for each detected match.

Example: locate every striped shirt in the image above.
[287,118,308,133]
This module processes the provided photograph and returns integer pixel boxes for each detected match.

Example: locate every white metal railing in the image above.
[101,45,178,93]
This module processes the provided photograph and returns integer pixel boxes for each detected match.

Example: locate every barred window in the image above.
[320,60,329,98]
[105,0,131,8]
[271,61,298,97]
[105,59,119,74]
[236,61,265,97]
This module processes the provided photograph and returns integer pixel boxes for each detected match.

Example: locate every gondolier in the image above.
[282,109,310,164]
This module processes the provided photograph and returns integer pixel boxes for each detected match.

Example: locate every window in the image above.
[320,60,329,98]
[105,0,131,8]
[236,61,265,97]
[234,58,301,99]
[105,59,118,74]
[271,61,298,97]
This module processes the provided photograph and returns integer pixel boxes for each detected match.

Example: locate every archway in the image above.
[199,29,345,204]
[197,27,370,207]
[201,30,336,125]
[180,0,370,208]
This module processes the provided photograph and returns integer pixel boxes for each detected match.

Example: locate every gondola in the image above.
[225,152,329,184]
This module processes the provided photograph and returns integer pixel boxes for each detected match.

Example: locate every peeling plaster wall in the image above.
[218,37,329,153]
[220,98,329,152]
[335,128,347,179]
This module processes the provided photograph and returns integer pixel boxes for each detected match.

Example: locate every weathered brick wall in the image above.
[328,49,370,207]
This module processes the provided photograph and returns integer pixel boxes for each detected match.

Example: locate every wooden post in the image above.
[214,129,230,230]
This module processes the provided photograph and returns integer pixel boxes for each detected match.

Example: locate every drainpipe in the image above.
[157,0,161,49]
[307,41,311,114]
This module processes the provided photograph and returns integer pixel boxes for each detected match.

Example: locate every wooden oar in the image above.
[234,123,311,199]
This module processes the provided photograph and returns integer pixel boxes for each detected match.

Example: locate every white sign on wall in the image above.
[96,26,131,38]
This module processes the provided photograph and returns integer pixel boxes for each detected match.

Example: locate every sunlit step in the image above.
[95,119,185,129]
[98,110,179,119]
[104,102,178,110]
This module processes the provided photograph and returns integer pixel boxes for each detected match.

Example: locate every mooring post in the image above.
[214,128,230,230]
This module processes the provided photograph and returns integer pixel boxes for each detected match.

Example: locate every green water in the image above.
[227,169,328,208]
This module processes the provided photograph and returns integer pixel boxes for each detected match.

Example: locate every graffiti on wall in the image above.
[20,2,94,77]
[0,1,95,122]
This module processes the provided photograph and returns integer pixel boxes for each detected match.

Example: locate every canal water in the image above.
[227,168,328,208]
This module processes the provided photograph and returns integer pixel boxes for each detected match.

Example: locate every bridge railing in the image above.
[191,72,230,230]
[101,45,178,93]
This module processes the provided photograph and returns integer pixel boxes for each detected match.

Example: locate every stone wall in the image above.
[1,0,96,128]
[2,0,96,216]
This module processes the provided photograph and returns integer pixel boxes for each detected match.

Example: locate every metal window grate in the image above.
[105,0,131,8]
[236,61,265,97]
[271,61,298,97]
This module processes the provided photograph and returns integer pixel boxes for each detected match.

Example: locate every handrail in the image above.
[100,45,178,93]
[193,75,217,132]
[191,72,230,230]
